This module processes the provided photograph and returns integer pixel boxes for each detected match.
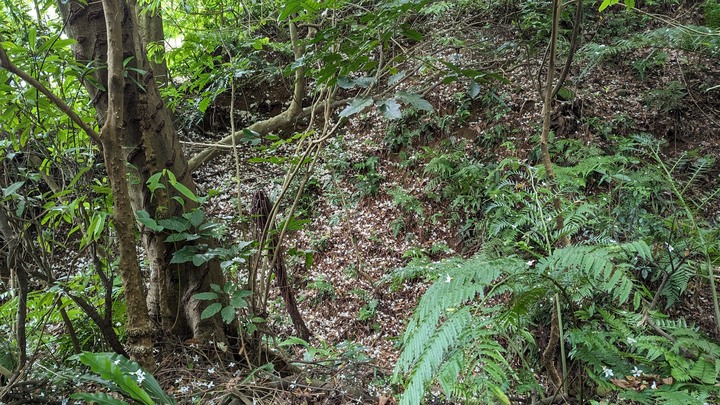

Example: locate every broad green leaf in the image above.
[338,76,376,89]
[378,98,402,120]
[136,211,163,232]
[70,393,130,405]
[339,97,374,117]
[599,0,619,11]
[164,232,199,242]
[279,0,303,20]
[198,96,212,113]
[146,172,164,192]
[402,28,423,41]
[278,336,309,347]
[221,305,235,324]
[468,81,481,99]
[171,182,199,203]
[158,218,189,232]
[193,292,219,301]
[28,27,37,52]
[3,181,25,197]
[251,37,270,50]
[396,91,433,112]
[170,246,198,264]
[76,353,153,405]
[388,71,406,86]
[230,295,248,309]
[187,209,205,227]
[201,303,222,319]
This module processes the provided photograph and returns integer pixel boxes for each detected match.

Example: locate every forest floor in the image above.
[168,5,720,404]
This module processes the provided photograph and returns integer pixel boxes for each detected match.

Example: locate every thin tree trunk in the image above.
[100,0,155,369]
[539,0,568,394]
[252,190,311,341]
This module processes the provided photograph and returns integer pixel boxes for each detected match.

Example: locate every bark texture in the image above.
[57,0,228,344]
[100,0,155,368]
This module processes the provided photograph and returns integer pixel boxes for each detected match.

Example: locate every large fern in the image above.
[579,25,720,77]
[393,254,525,404]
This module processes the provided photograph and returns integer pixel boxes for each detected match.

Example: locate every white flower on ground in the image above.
[626,337,637,345]
[208,367,216,374]
[602,366,614,378]
[445,274,452,283]
[651,381,657,389]
[179,386,190,394]
[631,366,643,377]
[206,381,215,388]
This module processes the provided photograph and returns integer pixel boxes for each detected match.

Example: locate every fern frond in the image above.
[394,254,525,404]
[398,307,474,405]
[538,241,648,305]
[579,25,720,77]
[661,259,696,308]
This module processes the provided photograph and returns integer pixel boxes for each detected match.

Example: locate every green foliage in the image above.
[71,352,175,405]
[394,236,720,403]
[393,254,522,404]
[579,25,720,78]
[353,156,385,197]
[304,274,336,303]
[396,130,720,403]
[707,1,720,28]
[643,80,687,113]
[194,282,251,323]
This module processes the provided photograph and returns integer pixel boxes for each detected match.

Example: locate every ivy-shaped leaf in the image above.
[378,98,402,120]
[170,245,198,264]
[396,91,433,112]
[339,97,374,117]
[185,209,204,228]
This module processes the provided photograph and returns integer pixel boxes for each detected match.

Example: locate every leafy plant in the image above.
[395,131,720,403]
[71,352,175,405]
[354,156,385,198]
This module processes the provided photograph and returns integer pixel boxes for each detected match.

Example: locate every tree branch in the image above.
[0,41,102,146]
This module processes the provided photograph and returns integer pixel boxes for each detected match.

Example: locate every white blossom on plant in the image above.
[602,366,614,378]
[132,368,146,385]
[631,366,643,377]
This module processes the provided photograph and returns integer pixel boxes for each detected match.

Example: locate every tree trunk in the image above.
[99,0,155,369]
[136,1,169,88]
[57,0,228,344]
